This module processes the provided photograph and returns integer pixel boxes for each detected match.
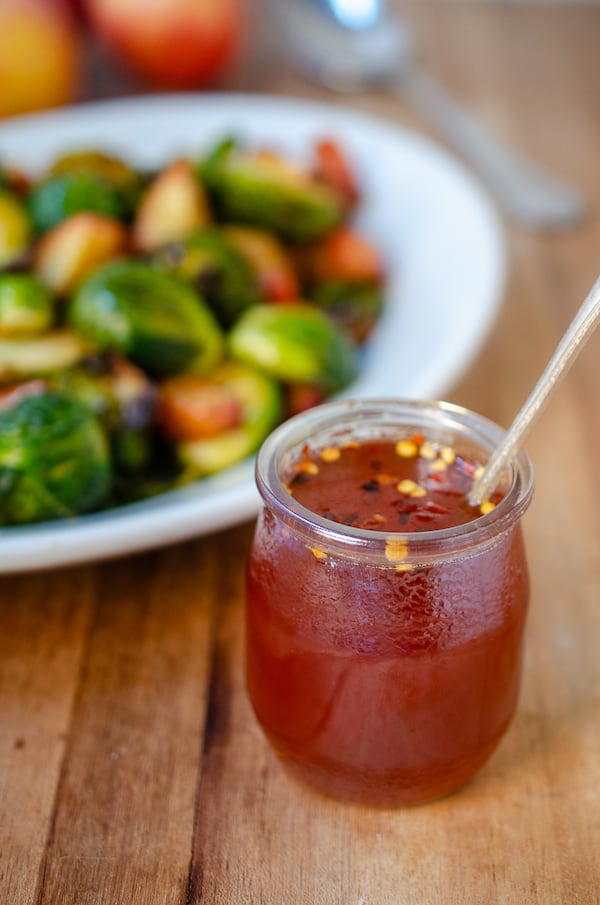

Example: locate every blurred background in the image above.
[2,0,595,119]
[0,0,252,117]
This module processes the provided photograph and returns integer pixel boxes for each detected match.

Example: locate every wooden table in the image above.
[2,4,599,903]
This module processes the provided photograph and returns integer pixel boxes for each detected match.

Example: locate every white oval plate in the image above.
[0,93,505,572]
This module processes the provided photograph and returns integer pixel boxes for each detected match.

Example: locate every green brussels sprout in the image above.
[199,139,343,242]
[69,260,223,378]
[157,227,261,327]
[0,393,111,525]
[50,354,157,432]
[228,303,357,393]
[28,172,127,233]
[48,150,141,215]
[178,361,282,476]
[310,280,384,344]
[110,427,153,474]
[0,188,32,268]
[0,274,54,337]
[0,331,89,382]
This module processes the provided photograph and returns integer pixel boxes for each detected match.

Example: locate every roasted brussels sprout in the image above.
[69,260,224,377]
[228,303,357,393]
[199,139,343,242]
[0,331,89,382]
[0,188,32,268]
[51,356,158,481]
[310,280,384,343]
[48,150,141,206]
[176,361,282,476]
[50,354,157,432]
[0,274,54,337]
[28,172,128,233]
[223,225,300,301]
[0,392,111,525]
[157,227,260,327]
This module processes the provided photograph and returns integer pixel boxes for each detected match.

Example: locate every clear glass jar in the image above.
[246,399,534,807]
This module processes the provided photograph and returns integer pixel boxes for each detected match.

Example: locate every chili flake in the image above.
[440,446,456,465]
[419,442,436,460]
[430,459,447,473]
[321,446,341,463]
[385,537,409,562]
[296,460,319,476]
[395,439,418,458]
[397,479,418,494]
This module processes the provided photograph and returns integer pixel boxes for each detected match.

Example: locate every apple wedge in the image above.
[34,212,128,295]
[132,160,211,252]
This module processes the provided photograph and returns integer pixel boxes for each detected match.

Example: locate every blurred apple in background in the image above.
[0,0,81,118]
[84,0,244,89]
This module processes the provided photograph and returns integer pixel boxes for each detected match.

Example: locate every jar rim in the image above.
[255,398,535,566]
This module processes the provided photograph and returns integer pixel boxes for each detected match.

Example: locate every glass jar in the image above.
[246,399,534,807]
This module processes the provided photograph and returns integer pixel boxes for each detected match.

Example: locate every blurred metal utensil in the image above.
[281,0,586,228]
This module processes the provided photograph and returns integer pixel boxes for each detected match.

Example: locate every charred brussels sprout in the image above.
[228,303,357,393]
[69,260,223,378]
[48,150,141,210]
[157,227,260,327]
[176,361,282,476]
[0,274,54,337]
[199,140,343,242]
[50,355,157,432]
[28,172,128,233]
[310,280,384,344]
[0,188,32,268]
[0,393,111,525]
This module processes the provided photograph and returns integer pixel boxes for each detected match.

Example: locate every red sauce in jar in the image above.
[246,433,530,806]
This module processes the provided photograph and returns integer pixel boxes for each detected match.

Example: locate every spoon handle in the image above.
[469,275,600,505]
[399,66,586,229]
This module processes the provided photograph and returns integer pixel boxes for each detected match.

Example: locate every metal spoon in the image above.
[280,0,586,228]
[469,275,600,504]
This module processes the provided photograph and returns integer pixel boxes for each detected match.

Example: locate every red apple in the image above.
[85,0,244,89]
[0,0,81,118]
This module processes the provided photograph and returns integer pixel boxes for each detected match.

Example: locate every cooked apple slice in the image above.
[34,212,128,295]
[0,331,90,381]
[132,159,211,252]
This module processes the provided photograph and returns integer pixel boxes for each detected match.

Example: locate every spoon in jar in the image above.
[469,275,600,505]
[281,0,586,228]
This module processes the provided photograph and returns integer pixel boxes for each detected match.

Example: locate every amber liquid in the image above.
[247,441,530,806]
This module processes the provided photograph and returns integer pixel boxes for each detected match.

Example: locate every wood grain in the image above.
[1,4,599,904]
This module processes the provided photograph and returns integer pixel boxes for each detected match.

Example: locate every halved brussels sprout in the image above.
[48,150,141,200]
[310,280,384,343]
[28,172,128,233]
[0,188,32,268]
[69,260,224,377]
[156,227,260,327]
[0,274,54,337]
[228,303,357,393]
[223,225,300,301]
[50,354,157,432]
[0,331,89,383]
[199,139,344,242]
[0,392,111,525]
[177,361,282,476]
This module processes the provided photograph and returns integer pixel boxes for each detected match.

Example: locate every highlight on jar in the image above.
[245,398,535,807]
